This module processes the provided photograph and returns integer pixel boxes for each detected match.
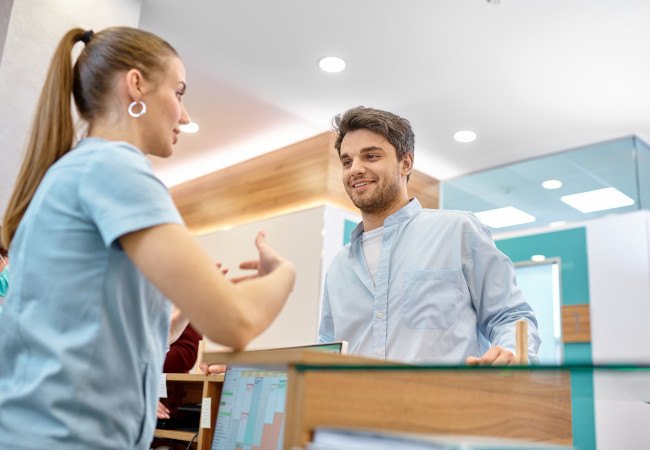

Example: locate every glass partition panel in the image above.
[440,136,650,233]
[515,260,563,365]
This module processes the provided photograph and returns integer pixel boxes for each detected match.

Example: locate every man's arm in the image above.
[462,215,541,365]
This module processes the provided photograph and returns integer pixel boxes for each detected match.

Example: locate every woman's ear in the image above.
[124,68,145,101]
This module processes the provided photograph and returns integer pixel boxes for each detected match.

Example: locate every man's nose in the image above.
[350,158,365,174]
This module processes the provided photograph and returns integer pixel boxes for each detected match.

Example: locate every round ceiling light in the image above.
[318,56,346,73]
[453,130,477,143]
[179,122,199,133]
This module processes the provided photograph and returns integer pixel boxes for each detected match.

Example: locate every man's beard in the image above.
[349,177,402,215]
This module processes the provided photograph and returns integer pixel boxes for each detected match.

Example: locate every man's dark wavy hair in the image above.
[332,106,415,162]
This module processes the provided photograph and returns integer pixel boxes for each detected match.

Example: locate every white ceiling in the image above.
[140,0,650,187]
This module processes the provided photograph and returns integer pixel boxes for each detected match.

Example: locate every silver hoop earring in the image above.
[128,101,147,118]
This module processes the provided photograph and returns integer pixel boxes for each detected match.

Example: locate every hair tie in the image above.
[81,29,94,45]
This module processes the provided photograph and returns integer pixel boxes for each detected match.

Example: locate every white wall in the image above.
[588,210,650,363]
[587,210,650,449]
[196,206,326,350]
[195,203,359,351]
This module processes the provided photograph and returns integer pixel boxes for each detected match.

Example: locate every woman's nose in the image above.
[179,104,190,125]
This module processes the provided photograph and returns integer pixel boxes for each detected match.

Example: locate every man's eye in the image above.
[342,160,351,167]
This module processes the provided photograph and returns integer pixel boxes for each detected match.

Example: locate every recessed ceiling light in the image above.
[531,254,546,262]
[179,121,199,133]
[474,206,536,228]
[542,179,562,190]
[561,187,635,213]
[318,56,346,73]
[453,130,477,143]
[549,221,566,227]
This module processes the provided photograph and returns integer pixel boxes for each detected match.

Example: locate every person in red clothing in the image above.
[156,324,202,420]
[163,324,202,373]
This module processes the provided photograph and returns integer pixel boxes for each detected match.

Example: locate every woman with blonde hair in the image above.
[0,27,295,449]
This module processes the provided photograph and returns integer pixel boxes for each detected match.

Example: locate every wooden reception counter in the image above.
[203,349,572,449]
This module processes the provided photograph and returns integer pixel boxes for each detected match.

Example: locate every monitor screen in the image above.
[210,342,345,450]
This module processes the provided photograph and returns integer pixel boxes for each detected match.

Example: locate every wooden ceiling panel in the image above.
[171,132,439,234]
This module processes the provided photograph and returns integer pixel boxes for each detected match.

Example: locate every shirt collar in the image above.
[351,198,421,241]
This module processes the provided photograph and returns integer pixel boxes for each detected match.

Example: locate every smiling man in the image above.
[318,106,540,365]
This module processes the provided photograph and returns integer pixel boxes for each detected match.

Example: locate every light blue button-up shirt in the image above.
[318,199,540,364]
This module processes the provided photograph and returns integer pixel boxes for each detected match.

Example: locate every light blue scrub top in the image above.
[318,198,540,364]
[0,138,183,450]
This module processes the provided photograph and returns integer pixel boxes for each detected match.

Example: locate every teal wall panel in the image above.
[343,219,358,246]
[496,228,589,306]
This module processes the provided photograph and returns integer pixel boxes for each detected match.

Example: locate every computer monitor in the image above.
[210,342,346,450]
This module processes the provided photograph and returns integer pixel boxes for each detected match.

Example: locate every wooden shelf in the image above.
[165,373,224,382]
[155,373,223,450]
[153,429,197,441]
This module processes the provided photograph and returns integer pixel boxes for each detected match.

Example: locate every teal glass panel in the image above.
[440,136,647,234]
[636,137,650,210]
[515,262,561,364]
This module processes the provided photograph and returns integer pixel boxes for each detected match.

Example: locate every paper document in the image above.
[307,427,574,450]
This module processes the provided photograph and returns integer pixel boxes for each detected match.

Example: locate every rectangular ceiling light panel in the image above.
[560,187,634,213]
[475,206,536,228]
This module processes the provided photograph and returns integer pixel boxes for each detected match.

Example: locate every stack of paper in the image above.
[306,427,573,450]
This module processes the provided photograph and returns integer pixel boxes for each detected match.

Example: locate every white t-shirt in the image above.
[361,226,384,284]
